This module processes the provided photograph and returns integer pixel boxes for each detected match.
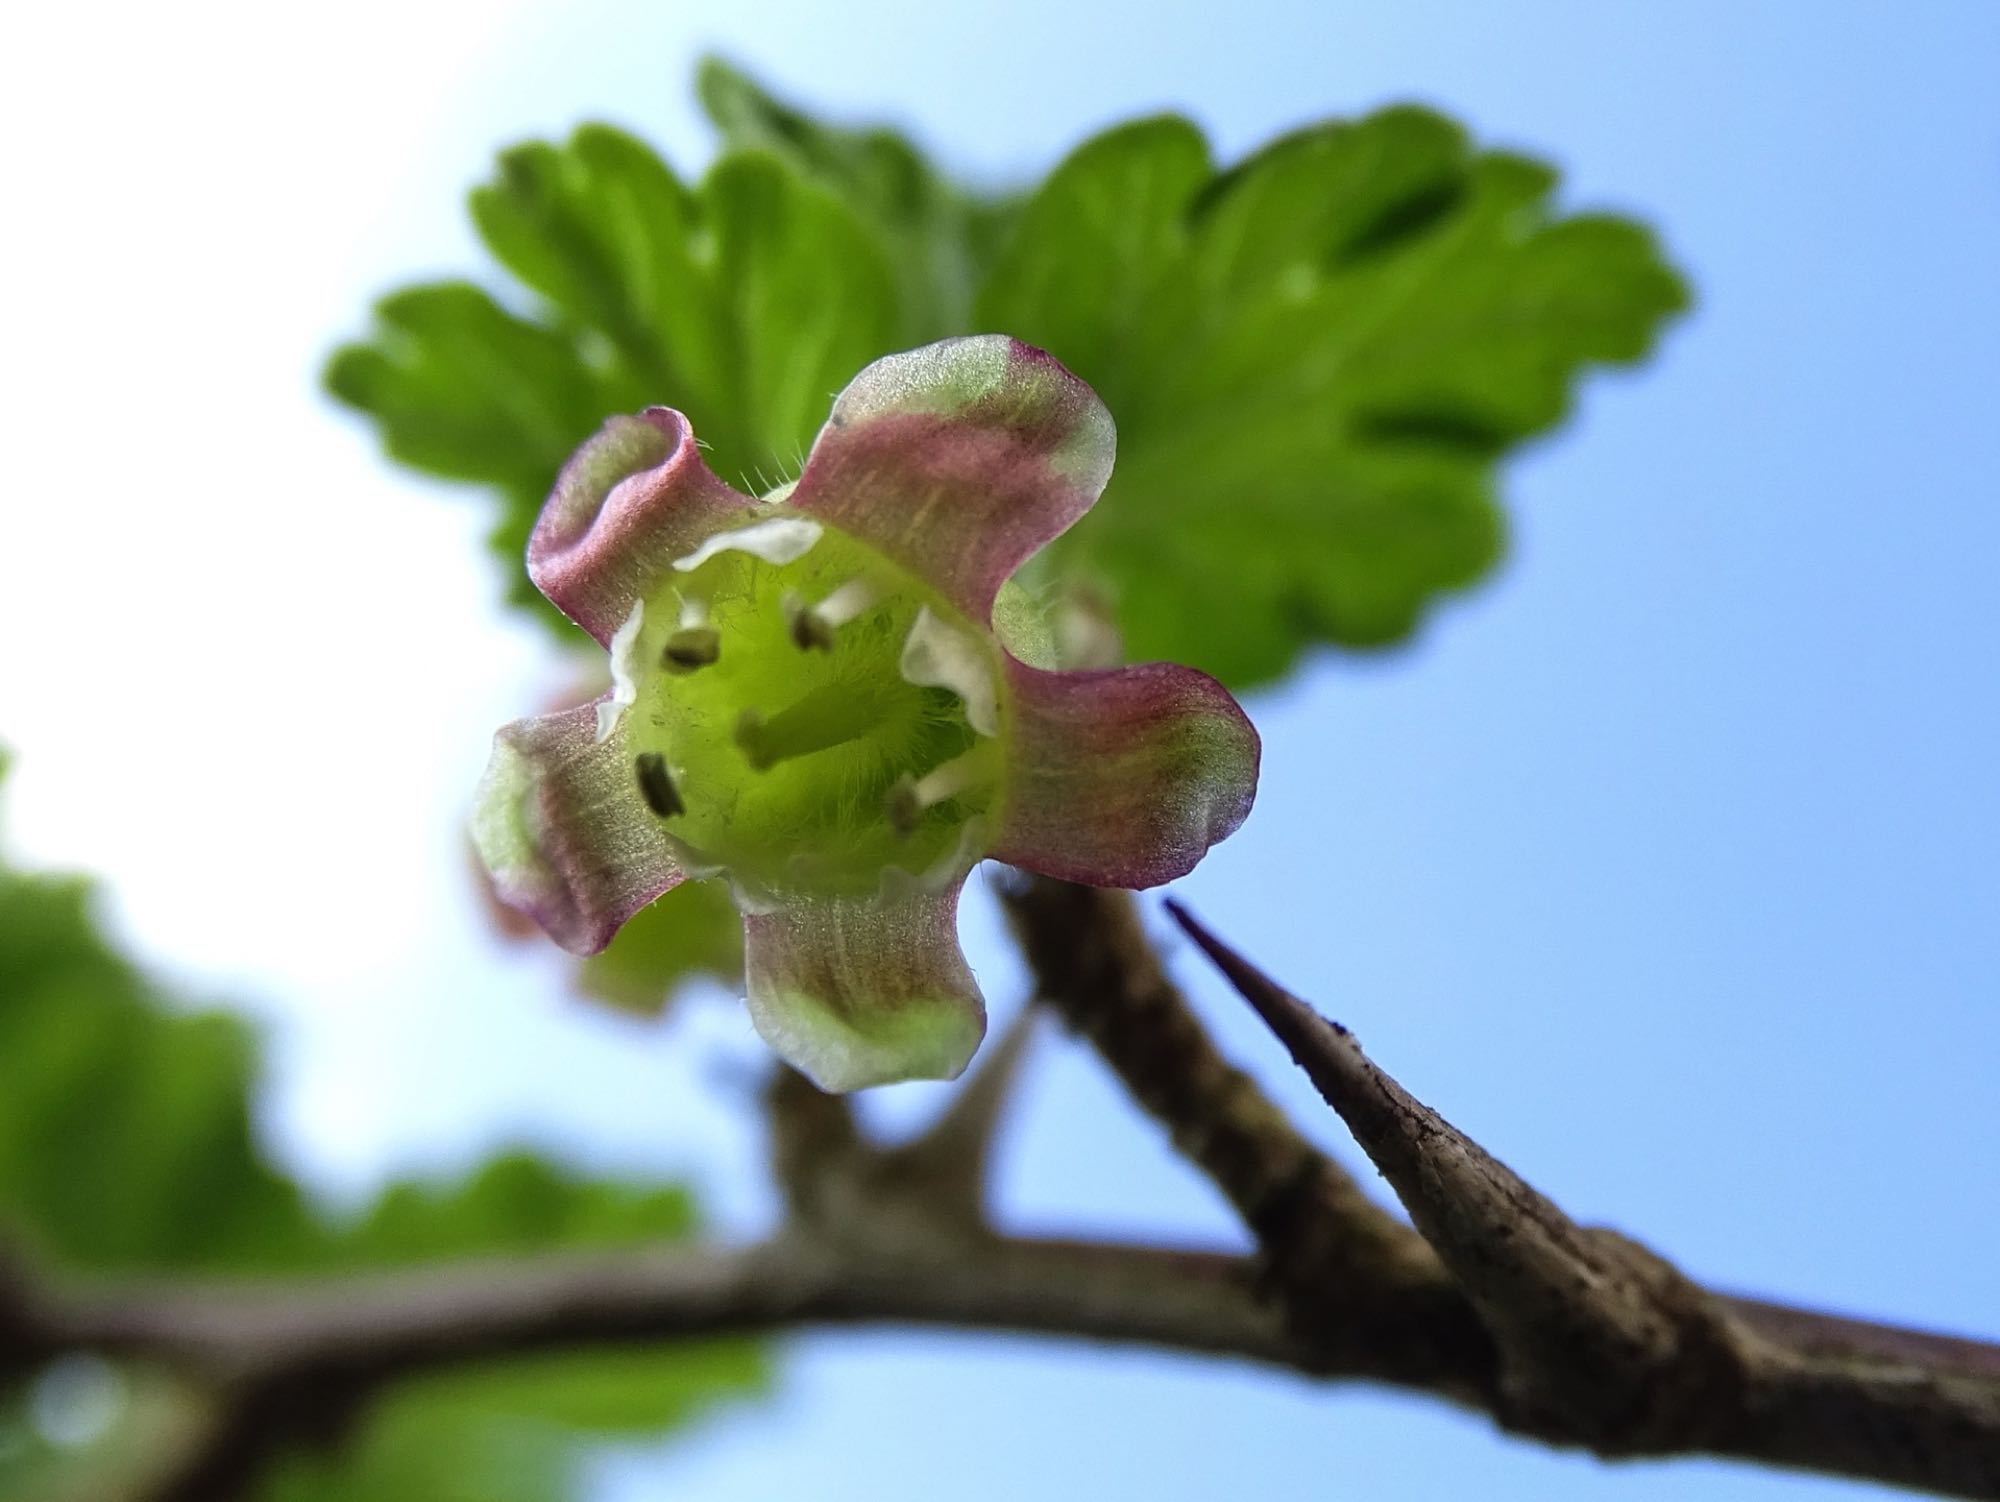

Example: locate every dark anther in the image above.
[635,752,684,818]
[662,627,721,672]
[885,779,922,838]
[787,603,835,653]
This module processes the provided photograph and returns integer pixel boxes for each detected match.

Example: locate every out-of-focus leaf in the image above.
[337,1150,695,1264]
[261,1401,576,1502]
[263,1157,766,1502]
[0,755,766,1502]
[578,879,744,1018]
[329,123,904,635]
[263,1341,767,1502]
[327,61,1014,641]
[698,153,905,478]
[695,55,1016,333]
[0,762,319,1274]
[976,110,1690,687]
[323,283,612,486]
[335,68,1686,691]
[323,282,619,619]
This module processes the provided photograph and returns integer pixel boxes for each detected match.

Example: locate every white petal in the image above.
[899,606,999,736]
[672,516,823,572]
[597,598,647,742]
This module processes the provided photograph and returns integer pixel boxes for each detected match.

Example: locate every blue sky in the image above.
[3,2,1996,1499]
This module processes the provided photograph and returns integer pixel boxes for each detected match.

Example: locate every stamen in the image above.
[734,680,892,772]
[734,709,768,768]
[634,752,684,818]
[885,781,922,837]
[661,626,721,672]
[783,593,835,653]
[885,748,989,837]
[784,576,883,652]
[678,596,709,630]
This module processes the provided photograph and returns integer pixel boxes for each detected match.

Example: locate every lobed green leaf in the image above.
[330,67,1686,690]
[696,55,1017,334]
[329,120,914,636]
[976,109,1690,686]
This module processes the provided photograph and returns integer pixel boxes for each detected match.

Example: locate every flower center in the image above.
[612,513,1002,903]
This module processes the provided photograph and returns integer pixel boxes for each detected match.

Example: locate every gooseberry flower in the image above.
[474,337,1258,1091]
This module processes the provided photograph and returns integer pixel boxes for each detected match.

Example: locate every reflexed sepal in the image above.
[742,880,986,1091]
[994,660,1259,888]
[472,703,684,954]
[790,336,1114,622]
[530,408,754,643]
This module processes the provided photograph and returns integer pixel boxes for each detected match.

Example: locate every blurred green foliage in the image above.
[328,57,1686,688]
[576,877,743,1018]
[979,113,1688,684]
[694,55,1020,337]
[0,761,316,1276]
[0,754,764,1502]
[327,124,909,622]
